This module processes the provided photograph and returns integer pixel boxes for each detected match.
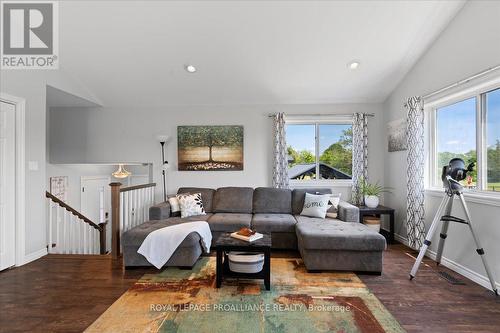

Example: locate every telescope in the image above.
[441,158,475,191]
[410,158,498,296]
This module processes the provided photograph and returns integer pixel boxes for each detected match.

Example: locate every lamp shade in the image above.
[112,164,131,179]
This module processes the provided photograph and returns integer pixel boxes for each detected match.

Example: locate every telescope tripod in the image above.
[409,186,498,296]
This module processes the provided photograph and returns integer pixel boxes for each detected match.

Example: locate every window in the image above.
[435,97,477,187]
[430,86,500,192]
[286,122,352,181]
[486,88,500,191]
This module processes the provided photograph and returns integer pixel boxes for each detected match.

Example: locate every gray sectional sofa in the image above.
[122,186,386,273]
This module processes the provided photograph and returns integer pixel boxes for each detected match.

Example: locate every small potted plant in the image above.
[360,178,391,208]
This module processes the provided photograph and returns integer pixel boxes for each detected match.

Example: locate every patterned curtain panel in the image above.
[272,113,290,189]
[406,96,425,249]
[351,113,368,205]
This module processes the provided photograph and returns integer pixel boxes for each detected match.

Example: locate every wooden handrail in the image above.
[46,191,107,255]
[120,183,156,193]
[46,191,102,230]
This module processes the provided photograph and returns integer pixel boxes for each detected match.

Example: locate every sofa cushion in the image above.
[149,201,171,220]
[207,213,252,232]
[253,187,292,214]
[295,218,386,251]
[213,187,254,213]
[122,214,212,247]
[251,214,296,233]
[291,188,332,215]
[177,187,216,213]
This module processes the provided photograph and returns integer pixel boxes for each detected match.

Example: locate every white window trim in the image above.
[424,74,500,201]
[286,115,353,186]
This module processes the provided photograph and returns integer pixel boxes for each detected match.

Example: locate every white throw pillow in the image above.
[168,196,181,217]
[177,193,206,218]
[300,193,331,218]
[327,193,342,212]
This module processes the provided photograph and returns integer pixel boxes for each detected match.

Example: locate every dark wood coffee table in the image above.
[215,233,271,290]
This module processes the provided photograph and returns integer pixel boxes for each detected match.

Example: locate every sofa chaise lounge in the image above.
[121,187,386,273]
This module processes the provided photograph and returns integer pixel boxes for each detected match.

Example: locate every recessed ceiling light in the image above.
[185,65,197,73]
[348,61,360,70]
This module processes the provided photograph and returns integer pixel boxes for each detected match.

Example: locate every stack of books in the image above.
[230,227,263,242]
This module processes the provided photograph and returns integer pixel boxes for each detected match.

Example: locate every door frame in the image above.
[0,93,26,267]
[80,175,111,222]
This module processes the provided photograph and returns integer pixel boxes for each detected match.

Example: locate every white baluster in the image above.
[62,210,67,254]
[89,227,94,254]
[87,224,91,254]
[94,229,98,254]
[48,201,53,253]
[56,206,61,253]
[135,189,139,226]
[137,189,141,226]
[76,218,80,254]
[82,223,86,254]
[139,188,144,225]
[129,190,134,228]
[83,222,87,255]
[69,214,73,254]
[73,216,77,254]
[121,192,126,232]
[79,221,83,254]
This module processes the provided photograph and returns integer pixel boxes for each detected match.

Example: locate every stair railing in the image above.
[46,191,107,255]
[110,182,156,259]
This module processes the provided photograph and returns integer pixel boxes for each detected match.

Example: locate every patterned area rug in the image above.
[86,257,404,333]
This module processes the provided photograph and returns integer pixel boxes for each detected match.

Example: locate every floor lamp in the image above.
[156,135,170,202]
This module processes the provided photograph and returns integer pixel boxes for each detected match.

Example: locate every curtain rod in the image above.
[422,64,500,100]
[267,113,375,118]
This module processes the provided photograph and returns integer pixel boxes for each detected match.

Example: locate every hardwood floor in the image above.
[0,244,499,333]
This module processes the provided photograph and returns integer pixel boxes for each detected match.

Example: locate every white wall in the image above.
[49,103,386,207]
[383,1,500,290]
[0,69,101,261]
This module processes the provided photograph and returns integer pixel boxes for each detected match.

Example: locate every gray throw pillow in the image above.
[300,193,331,218]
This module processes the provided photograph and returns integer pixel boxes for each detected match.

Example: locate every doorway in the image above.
[81,176,111,252]
[0,101,16,270]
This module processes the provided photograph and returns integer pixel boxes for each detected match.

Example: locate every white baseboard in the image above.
[393,233,499,292]
[20,248,48,266]
[394,233,409,246]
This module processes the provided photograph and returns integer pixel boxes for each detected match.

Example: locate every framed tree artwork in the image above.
[177,126,244,171]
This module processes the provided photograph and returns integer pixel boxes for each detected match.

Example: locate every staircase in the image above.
[46,191,107,255]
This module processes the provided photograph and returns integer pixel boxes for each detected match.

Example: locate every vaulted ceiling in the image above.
[59,1,465,106]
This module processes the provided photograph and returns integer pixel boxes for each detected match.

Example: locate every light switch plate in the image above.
[28,161,39,171]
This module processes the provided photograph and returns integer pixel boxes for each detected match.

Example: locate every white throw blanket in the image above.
[137,221,212,269]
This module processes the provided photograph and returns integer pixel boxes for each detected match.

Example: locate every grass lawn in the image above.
[487,183,500,192]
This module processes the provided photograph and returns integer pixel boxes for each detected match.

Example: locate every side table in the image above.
[357,205,395,244]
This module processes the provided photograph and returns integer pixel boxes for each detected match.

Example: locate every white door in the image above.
[81,177,111,251]
[0,101,16,270]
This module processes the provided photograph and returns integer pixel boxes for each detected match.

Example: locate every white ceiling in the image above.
[60,1,465,106]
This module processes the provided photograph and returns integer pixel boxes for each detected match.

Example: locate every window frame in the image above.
[426,76,500,197]
[286,115,353,187]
